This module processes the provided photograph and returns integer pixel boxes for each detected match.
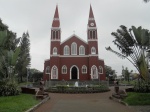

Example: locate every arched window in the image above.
[79,45,85,55]
[93,31,95,39]
[82,65,87,74]
[64,45,70,55]
[53,47,57,55]
[71,42,77,55]
[56,31,58,39]
[51,65,58,79]
[90,31,92,38]
[99,66,103,74]
[45,66,50,74]
[62,65,67,74]
[53,31,56,39]
[91,65,98,79]
[91,47,96,54]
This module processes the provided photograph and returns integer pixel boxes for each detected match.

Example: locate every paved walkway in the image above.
[34,86,140,112]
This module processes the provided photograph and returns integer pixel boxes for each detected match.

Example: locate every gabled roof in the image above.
[61,34,87,45]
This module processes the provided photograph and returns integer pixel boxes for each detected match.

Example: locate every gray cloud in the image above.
[0,0,150,75]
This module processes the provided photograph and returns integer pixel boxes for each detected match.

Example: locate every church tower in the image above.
[50,5,61,80]
[87,5,99,80]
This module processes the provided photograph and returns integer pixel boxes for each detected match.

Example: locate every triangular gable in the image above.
[61,34,87,45]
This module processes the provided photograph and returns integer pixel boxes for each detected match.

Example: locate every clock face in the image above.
[90,23,94,26]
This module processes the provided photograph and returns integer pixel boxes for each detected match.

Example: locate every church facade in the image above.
[43,5,106,81]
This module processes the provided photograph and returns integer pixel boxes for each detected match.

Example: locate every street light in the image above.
[26,66,30,87]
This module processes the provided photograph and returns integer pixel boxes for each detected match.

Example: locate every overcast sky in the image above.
[0,0,150,75]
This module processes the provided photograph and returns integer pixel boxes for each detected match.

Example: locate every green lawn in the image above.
[0,94,40,112]
[123,92,150,105]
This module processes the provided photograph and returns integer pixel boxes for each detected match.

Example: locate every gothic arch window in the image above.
[99,66,103,74]
[45,66,50,74]
[91,47,96,54]
[82,65,87,74]
[91,65,98,79]
[64,45,70,55]
[79,45,85,55]
[62,65,67,74]
[53,47,57,55]
[71,42,77,55]
[51,65,58,79]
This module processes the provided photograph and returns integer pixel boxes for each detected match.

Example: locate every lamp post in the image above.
[26,66,30,87]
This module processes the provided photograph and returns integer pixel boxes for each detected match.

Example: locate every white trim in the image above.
[44,59,50,61]
[51,39,61,41]
[53,18,59,20]
[70,65,79,80]
[62,65,67,74]
[88,18,95,20]
[61,34,87,44]
[88,39,98,41]
[99,66,103,74]
[51,27,61,30]
[71,42,77,55]
[51,65,58,79]
[87,27,97,29]
[91,65,98,79]
[50,55,99,57]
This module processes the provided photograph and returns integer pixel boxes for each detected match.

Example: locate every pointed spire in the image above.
[89,4,94,18]
[88,5,96,27]
[52,5,60,27]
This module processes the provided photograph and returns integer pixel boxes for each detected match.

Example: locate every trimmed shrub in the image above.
[0,81,20,96]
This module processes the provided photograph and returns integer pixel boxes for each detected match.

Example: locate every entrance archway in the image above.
[71,67,77,79]
[70,65,79,80]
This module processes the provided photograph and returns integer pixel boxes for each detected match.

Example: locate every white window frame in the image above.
[99,66,103,74]
[82,65,87,74]
[79,45,85,55]
[91,65,98,79]
[62,65,67,74]
[71,42,77,55]
[53,47,57,55]
[64,45,70,55]
[45,66,50,74]
[51,65,58,79]
[91,47,96,54]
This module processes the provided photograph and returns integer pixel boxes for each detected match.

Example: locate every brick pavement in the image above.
[34,86,138,112]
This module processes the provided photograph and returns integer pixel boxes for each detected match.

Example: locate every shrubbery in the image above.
[0,81,20,96]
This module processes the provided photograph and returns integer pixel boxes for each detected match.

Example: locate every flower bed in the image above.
[45,85,110,94]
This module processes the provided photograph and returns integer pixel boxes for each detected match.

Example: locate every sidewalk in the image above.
[34,86,138,112]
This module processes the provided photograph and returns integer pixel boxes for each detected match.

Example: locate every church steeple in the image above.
[52,5,60,27]
[87,5,97,40]
[88,5,96,28]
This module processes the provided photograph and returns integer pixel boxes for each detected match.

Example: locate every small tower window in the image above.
[53,47,57,55]
[62,65,67,74]
[71,42,77,55]
[82,65,87,74]
[53,31,56,39]
[91,47,96,54]
[79,45,85,55]
[64,45,70,55]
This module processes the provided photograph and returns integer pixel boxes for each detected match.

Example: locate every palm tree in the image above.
[144,0,150,2]
[106,25,150,80]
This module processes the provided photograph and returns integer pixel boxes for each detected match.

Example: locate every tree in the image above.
[144,0,150,2]
[105,65,116,81]
[16,32,31,82]
[106,25,150,80]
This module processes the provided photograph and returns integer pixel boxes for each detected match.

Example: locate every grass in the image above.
[0,94,40,112]
[123,92,150,105]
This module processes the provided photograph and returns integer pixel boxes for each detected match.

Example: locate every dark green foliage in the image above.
[0,81,20,96]
[123,92,150,105]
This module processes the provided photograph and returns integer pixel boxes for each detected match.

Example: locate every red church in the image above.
[43,5,106,81]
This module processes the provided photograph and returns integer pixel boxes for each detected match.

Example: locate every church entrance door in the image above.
[71,66,77,79]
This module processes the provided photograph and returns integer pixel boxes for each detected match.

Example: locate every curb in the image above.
[109,96,128,106]
[25,96,50,112]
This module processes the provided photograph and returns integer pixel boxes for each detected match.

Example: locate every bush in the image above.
[0,81,20,96]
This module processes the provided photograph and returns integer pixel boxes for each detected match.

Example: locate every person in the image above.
[114,80,119,94]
